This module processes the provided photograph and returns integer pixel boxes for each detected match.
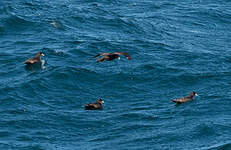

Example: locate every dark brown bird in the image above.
[24,52,45,65]
[85,99,104,110]
[172,91,198,104]
[93,52,131,62]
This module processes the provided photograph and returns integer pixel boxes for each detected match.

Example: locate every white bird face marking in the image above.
[118,57,120,60]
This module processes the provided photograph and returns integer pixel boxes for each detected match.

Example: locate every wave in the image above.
[1,13,36,33]
[199,141,231,150]
[182,7,231,25]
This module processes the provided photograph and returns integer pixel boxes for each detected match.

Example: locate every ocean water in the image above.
[0,0,231,149]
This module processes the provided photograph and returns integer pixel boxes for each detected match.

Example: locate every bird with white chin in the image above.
[172,91,198,104]
[92,52,131,62]
[24,51,45,65]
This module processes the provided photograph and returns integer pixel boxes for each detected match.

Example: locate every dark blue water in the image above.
[1,0,231,149]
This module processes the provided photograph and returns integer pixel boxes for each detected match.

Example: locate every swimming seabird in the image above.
[24,52,45,65]
[172,91,198,104]
[93,52,131,62]
[85,99,104,110]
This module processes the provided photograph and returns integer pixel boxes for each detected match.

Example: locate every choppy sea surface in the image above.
[0,0,231,149]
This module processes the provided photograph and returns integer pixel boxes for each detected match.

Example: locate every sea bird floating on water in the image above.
[24,52,45,65]
[172,91,198,104]
[93,52,131,62]
[85,99,104,110]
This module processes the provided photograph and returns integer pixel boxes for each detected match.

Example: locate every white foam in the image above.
[41,60,46,69]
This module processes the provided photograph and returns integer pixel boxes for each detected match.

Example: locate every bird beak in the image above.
[118,57,120,60]
[41,53,45,56]
[102,101,104,104]
[195,93,199,96]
